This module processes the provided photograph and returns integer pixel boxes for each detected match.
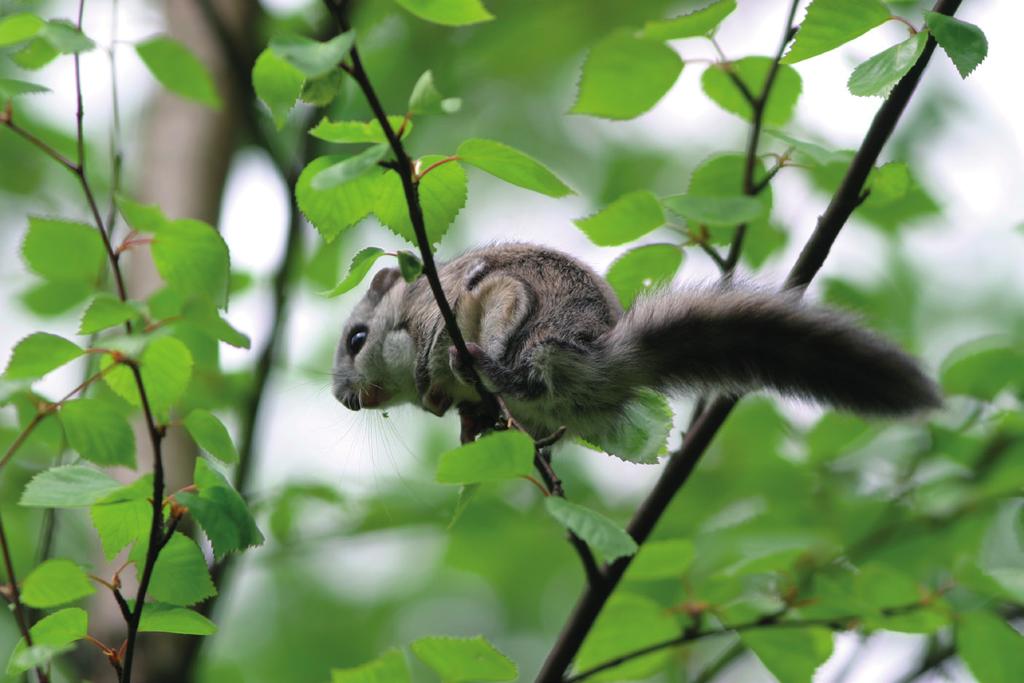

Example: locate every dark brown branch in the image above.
[565,600,931,683]
[119,361,166,683]
[723,1,800,273]
[0,513,50,683]
[535,1,962,680]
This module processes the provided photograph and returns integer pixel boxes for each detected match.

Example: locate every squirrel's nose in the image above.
[340,393,361,411]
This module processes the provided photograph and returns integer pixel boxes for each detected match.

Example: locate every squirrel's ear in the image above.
[368,267,401,303]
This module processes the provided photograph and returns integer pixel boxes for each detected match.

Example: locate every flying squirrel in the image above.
[331,243,941,441]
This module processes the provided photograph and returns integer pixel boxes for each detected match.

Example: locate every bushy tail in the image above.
[599,285,941,416]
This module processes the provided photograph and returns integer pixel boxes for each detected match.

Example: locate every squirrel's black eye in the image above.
[347,326,369,356]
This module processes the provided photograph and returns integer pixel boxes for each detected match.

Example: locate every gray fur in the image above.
[332,243,941,437]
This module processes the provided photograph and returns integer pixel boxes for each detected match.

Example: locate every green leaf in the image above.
[925,12,987,78]
[940,337,1024,400]
[20,464,123,507]
[300,70,345,107]
[572,30,683,120]
[101,336,194,420]
[626,538,695,580]
[0,78,50,105]
[762,129,852,167]
[136,36,221,109]
[957,611,1024,683]
[642,0,736,40]
[269,31,354,79]
[296,156,382,242]
[117,194,168,232]
[91,496,151,560]
[151,218,231,307]
[449,484,479,529]
[311,116,411,144]
[742,627,834,683]
[394,0,494,27]
[20,465,123,508]
[375,157,467,247]
[312,144,389,190]
[545,497,638,563]
[782,0,891,64]
[848,32,928,97]
[183,409,238,464]
[605,244,683,308]
[574,593,679,682]
[977,500,1024,602]
[4,333,82,381]
[321,247,387,298]
[687,153,774,243]
[181,298,251,349]
[252,48,304,129]
[0,13,44,47]
[396,250,423,282]
[408,70,462,115]
[79,294,137,334]
[701,57,802,126]
[6,608,87,676]
[457,138,573,198]
[436,430,535,484]
[579,388,673,464]
[139,602,217,636]
[39,19,95,54]
[22,216,106,283]
[806,412,874,462]
[331,649,410,683]
[143,533,216,606]
[865,161,910,206]
[175,458,263,559]
[19,281,92,317]
[58,398,136,468]
[20,560,96,608]
[410,636,516,682]
[10,38,59,70]
[574,190,664,246]
[662,193,767,226]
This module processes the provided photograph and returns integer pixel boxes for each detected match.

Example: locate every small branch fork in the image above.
[320,0,600,580]
[0,2,177,681]
[536,1,964,680]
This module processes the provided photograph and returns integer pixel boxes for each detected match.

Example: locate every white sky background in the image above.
[1,1,1022,681]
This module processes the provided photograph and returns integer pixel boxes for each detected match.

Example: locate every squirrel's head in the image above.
[331,267,417,411]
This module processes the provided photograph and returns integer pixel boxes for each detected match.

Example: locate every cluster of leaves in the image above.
[0,8,262,680]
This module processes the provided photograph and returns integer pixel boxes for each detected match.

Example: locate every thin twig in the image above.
[119,363,166,683]
[723,2,800,273]
[321,0,500,422]
[535,2,962,680]
[0,514,51,683]
[565,599,931,683]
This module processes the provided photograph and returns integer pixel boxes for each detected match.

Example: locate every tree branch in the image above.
[723,0,800,273]
[535,2,962,680]
[320,0,500,423]
[0,514,50,683]
[565,599,932,683]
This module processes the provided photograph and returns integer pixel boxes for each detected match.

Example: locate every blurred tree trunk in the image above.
[85,2,259,681]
